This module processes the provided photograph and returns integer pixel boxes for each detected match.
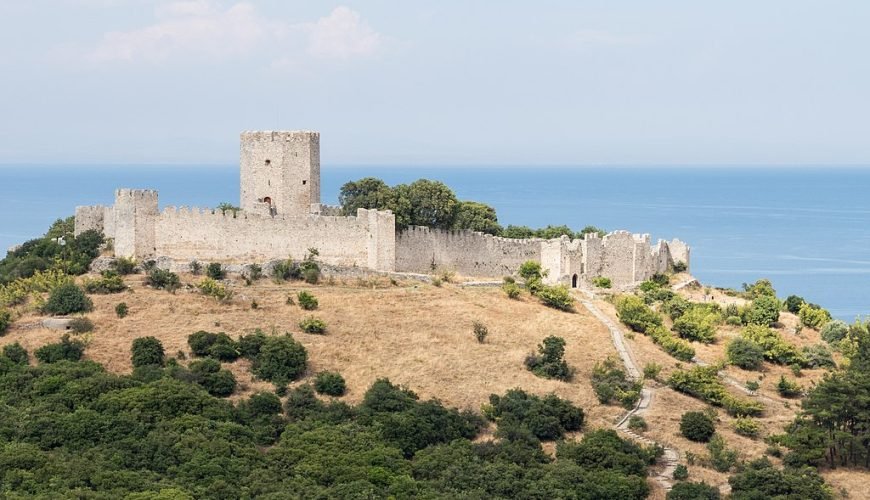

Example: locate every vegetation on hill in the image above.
[339,177,603,238]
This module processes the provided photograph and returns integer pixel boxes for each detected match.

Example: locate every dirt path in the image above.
[577,292,679,491]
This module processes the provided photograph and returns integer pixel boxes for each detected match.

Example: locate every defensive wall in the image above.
[73,129,690,288]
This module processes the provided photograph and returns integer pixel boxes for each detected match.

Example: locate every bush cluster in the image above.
[115,302,128,318]
[83,271,127,294]
[524,335,572,381]
[0,219,102,283]
[615,296,695,361]
[69,317,94,334]
[745,295,780,326]
[2,342,28,364]
[485,388,584,440]
[820,320,848,344]
[740,325,805,366]
[502,281,521,299]
[776,376,802,398]
[189,358,236,397]
[0,309,12,334]
[297,291,318,310]
[188,331,241,361]
[299,317,327,334]
[197,278,233,301]
[679,411,715,442]
[667,481,720,500]
[131,336,165,368]
[535,284,574,311]
[34,334,85,363]
[591,357,642,409]
[726,337,765,370]
[110,257,137,275]
[672,306,719,343]
[146,268,180,292]
[206,262,226,280]
[733,417,760,438]
[798,303,831,330]
[42,283,93,315]
[668,365,763,417]
[314,371,347,396]
[591,276,612,289]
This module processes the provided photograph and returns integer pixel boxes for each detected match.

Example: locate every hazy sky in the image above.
[1,1,868,165]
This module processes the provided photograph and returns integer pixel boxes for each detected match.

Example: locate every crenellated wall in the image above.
[395,226,544,276]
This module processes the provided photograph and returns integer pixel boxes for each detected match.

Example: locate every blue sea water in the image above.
[1,164,869,320]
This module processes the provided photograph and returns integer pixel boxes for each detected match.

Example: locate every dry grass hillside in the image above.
[1,273,626,429]
[2,271,865,499]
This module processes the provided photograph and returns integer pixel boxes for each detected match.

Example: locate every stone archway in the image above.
[263,196,272,205]
[572,274,578,288]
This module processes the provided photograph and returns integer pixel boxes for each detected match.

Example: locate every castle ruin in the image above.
[74,131,690,288]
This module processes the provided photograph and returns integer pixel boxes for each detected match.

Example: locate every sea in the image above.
[1,165,868,321]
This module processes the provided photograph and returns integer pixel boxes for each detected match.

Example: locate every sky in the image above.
[1,1,869,166]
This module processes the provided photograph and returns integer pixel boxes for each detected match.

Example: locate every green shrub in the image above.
[783,295,805,314]
[297,291,318,310]
[272,259,302,281]
[189,260,202,275]
[798,303,830,330]
[726,337,765,370]
[251,334,308,382]
[667,481,720,500]
[615,295,663,333]
[628,415,648,432]
[2,342,28,364]
[673,307,718,343]
[197,278,233,301]
[110,257,137,275]
[115,302,128,318]
[187,331,240,361]
[820,320,848,344]
[801,344,835,369]
[707,434,738,472]
[729,458,830,499]
[42,283,93,315]
[668,365,763,417]
[741,325,804,366]
[672,261,688,273]
[68,317,94,334]
[247,264,262,281]
[299,317,327,334]
[518,261,544,281]
[592,276,611,289]
[314,371,347,396]
[591,357,642,408]
[776,376,802,398]
[502,282,521,299]
[525,335,573,381]
[302,267,320,284]
[238,330,267,358]
[725,315,742,326]
[643,361,662,381]
[83,272,126,294]
[672,464,689,481]
[472,321,488,343]
[34,334,84,363]
[189,358,236,397]
[733,417,760,438]
[680,411,715,442]
[486,389,584,440]
[145,268,180,292]
[742,279,776,299]
[300,251,321,284]
[206,262,225,280]
[662,296,690,320]
[131,336,165,367]
[746,295,780,326]
[536,284,574,311]
[0,309,12,334]
[649,325,696,361]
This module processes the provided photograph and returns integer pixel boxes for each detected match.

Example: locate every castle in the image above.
[74,131,690,288]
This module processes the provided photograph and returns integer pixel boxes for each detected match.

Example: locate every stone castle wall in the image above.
[395,226,543,276]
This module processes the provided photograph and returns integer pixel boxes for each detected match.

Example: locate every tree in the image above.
[42,283,93,315]
[452,201,502,235]
[667,482,720,500]
[252,335,308,383]
[746,295,780,326]
[680,411,715,442]
[525,336,572,381]
[400,179,459,229]
[131,337,165,367]
[338,177,394,216]
[726,337,765,370]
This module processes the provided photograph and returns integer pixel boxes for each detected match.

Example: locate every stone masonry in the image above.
[74,130,690,288]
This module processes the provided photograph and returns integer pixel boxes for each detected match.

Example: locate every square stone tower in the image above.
[240,131,320,216]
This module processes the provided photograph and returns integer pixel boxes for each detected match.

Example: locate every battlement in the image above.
[240,130,319,142]
[115,188,158,200]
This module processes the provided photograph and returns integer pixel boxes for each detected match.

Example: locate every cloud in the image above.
[82,2,386,66]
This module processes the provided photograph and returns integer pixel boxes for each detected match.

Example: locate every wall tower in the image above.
[240,131,321,216]
[113,189,158,260]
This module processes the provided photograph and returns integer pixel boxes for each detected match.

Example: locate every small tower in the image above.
[239,131,321,216]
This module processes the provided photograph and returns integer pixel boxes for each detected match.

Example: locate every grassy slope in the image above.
[1,272,861,498]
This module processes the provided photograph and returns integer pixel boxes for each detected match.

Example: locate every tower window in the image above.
[264,159,271,166]
[302,180,307,185]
